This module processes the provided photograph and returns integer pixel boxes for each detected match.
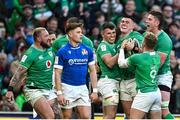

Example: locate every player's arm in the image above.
[118,48,129,68]
[54,67,67,105]
[158,51,167,66]
[89,63,97,91]
[118,40,129,68]
[102,53,119,69]
[9,65,27,87]
[99,43,119,69]
[89,63,98,102]
[156,37,171,66]
[54,52,67,105]
[6,65,27,102]
[54,68,63,94]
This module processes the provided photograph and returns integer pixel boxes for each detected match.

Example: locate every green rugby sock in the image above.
[164,113,175,119]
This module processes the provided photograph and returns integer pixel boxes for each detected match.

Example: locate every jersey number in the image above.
[150,69,157,83]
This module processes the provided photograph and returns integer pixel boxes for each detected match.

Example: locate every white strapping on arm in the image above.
[118,49,129,68]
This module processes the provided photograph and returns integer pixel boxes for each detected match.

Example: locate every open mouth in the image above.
[146,24,150,28]
[121,25,127,29]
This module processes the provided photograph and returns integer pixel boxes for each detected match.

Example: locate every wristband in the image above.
[93,88,98,93]
[56,90,63,95]
[8,86,14,92]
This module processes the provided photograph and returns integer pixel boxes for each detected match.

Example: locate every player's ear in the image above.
[101,31,104,38]
[68,31,72,38]
[155,19,160,28]
[37,37,42,42]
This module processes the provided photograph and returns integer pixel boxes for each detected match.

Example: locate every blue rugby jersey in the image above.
[54,43,95,86]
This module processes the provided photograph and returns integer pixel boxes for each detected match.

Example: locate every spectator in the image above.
[33,0,53,26]
[168,22,180,59]
[0,53,9,89]
[46,16,62,37]
[173,0,180,22]
[21,4,38,29]
[162,4,174,32]
[119,0,142,31]
[0,89,19,111]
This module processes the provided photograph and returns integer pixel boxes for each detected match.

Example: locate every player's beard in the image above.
[40,41,51,48]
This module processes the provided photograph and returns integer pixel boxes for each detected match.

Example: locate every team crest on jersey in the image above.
[48,51,53,57]
[82,49,88,55]
[46,60,52,68]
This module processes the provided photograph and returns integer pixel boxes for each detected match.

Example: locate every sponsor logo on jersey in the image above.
[68,59,88,65]
[46,60,52,68]
[21,55,27,62]
[82,49,88,55]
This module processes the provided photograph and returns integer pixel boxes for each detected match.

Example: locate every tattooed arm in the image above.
[6,65,27,102]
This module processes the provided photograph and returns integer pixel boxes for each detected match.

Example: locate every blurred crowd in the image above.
[0,0,179,114]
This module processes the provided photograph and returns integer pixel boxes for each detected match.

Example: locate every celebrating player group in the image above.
[5,11,174,119]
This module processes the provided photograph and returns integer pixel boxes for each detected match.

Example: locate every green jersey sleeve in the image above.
[82,35,94,50]
[20,49,35,69]
[52,38,59,53]
[97,42,111,58]
[127,54,139,67]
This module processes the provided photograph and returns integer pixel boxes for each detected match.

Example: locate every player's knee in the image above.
[103,95,119,106]
[63,114,72,119]
[80,113,90,119]
[44,112,55,119]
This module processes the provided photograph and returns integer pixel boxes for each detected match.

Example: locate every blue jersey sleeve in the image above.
[54,49,64,69]
[88,48,95,65]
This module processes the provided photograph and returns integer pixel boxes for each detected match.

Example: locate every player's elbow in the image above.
[118,60,127,68]
[106,63,114,69]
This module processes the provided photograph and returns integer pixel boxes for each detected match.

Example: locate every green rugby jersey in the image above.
[155,31,172,74]
[115,31,143,80]
[144,31,172,75]
[96,41,120,79]
[20,45,54,89]
[52,35,94,54]
[128,52,161,93]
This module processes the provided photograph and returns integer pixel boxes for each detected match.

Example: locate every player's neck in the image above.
[121,31,132,38]
[151,28,161,37]
[143,48,154,53]
[69,40,79,47]
[34,42,44,50]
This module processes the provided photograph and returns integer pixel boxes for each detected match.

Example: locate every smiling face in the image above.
[145,14,159,32]
[119,17,134,34]
[102,28,116,44]
[39,29,51,48]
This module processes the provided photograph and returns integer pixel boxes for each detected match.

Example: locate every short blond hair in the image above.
[33,27,47,41]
